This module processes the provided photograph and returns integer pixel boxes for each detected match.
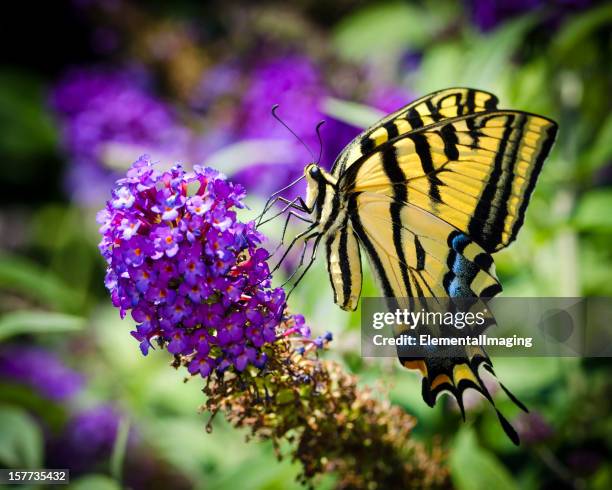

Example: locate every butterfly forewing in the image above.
[332,88,499,177]
[342,110,558,253]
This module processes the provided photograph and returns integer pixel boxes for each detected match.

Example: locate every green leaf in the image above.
[321,97,384,129]
[332,2,445,62]
[552,4,612,59]
[467,14,538,86]
[389,374,444,426]
[0,311,85,342]
[0,254,81,313]
[69,475,121,490]
[584,115,612,172]
[415,15,536,93]
[110,417,130,482]
[490,358,566,395]
[211,449,305,490]
[414,43,466,93]
[506,59,553,115]
[0,70,56,160]
[0,382,68,431]
[573,190,612,231]
[579,244,612,296]
[0,406,43,468]
[450,428,519,490]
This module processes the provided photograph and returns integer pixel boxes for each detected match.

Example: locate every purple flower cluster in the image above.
[0,345,84,401]
[98,155,286,377]
[51,68,190,204]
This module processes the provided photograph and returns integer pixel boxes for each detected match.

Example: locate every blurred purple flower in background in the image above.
[51,68,191,204]
[190,63,243,111]
[52,56,412,205]
[98,155,287,376]
[566,447,604,476]
[366,84,413,115]
[231,55,411,198]
[469,0,541,30]
[0,345,84,401]
[64,405,122,457]
[468,0,592,31]
[231,56,333,198]
[0,345,138,476]
[514,411,554,445]
[239,56,325,144]
[46,404,133,475]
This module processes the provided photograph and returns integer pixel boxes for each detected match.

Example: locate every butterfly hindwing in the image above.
[332,88,500,177]
[347,191,525,442]
[325,225,362,311]
[349,192,501,303]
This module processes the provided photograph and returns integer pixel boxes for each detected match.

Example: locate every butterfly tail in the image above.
[401,348,527,445]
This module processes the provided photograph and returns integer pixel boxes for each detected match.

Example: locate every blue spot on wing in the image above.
[449,276,472,297]
[451,233,471,253]
[446,233,478,297]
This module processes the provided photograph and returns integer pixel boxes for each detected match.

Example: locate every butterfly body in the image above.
[304,164,343,235]
[286,88,557,443]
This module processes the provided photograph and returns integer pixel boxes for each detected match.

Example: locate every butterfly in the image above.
[258,87,558,444]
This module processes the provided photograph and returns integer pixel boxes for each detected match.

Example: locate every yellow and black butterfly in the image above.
[258,87,557,444]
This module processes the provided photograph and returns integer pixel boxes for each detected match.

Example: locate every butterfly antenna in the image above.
[315,120,325,165]
[272,104,316,161]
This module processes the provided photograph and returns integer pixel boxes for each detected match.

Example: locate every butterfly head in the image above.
[304,164,336,211]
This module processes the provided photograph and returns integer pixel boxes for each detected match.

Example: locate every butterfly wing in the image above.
[349,191,523,443]
[349,193,501,300]
[340,109,557,443]
[342,111,558,252]
[325,226,362,311]
[332,88,499,178]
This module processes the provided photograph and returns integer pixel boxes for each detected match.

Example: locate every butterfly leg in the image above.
[281,232,319,286]
[258,197,310,226]
[286,234,322,298]
[255,176,307,225]
[270,224,318,274]
[270,211,313,258]
[276,195,310,213]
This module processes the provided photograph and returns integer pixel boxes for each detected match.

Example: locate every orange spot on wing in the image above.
[430,374,452,391]
[403,360,428,377]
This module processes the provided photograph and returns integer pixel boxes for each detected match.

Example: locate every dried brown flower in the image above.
[178,320,450,489]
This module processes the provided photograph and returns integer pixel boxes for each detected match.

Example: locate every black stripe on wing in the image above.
[332,88,500,176]
[341,110,558,254]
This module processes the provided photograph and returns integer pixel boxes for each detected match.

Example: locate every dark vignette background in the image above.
[0,1,610,489]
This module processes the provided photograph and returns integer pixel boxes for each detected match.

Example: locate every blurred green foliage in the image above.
[0,1,610,489]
